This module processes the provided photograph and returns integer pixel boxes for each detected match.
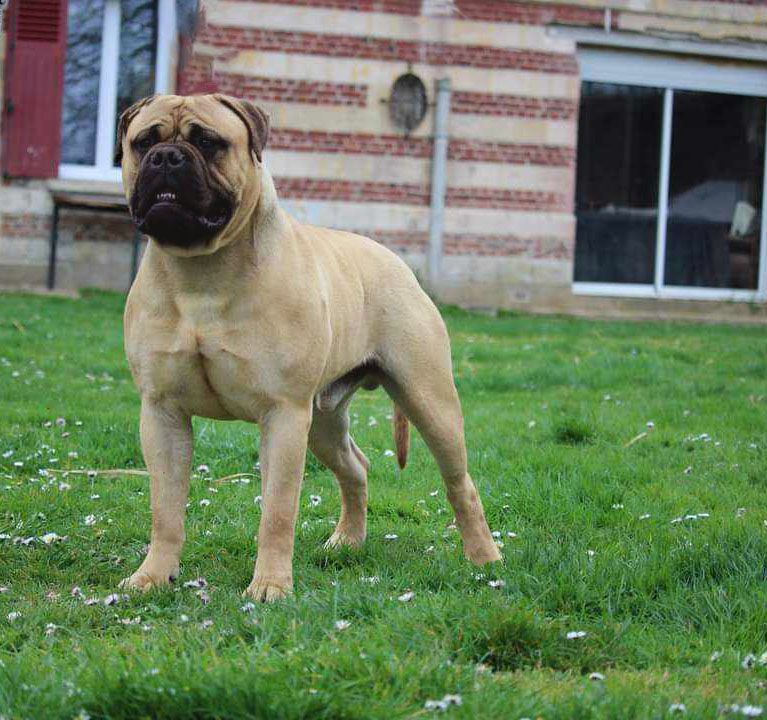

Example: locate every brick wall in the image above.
[0,0,766,314]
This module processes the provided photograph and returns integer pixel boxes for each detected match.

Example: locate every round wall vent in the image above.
[389,73,428,133]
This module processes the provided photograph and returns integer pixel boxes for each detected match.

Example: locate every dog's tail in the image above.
[393,404,410,470]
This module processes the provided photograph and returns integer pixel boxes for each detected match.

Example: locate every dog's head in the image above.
[116,94,270,256]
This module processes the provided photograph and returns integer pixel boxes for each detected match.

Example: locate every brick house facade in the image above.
[1,0,767,320]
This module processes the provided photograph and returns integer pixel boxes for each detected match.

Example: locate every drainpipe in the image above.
[427,77,451,294]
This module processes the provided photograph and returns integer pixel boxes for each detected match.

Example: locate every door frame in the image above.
[573,48,767,303]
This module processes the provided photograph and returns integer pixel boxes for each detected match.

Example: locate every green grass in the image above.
[1,290,766,719]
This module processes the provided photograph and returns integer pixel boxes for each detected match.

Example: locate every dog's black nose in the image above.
[149,146,185,169]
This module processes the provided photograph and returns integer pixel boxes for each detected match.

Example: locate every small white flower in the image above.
[7,611,21,622]
[669,703,687,714]
[589,672,605,681]
[488,579,505,589]
[68,452,78,458]
[199,619,214,629]
[587,550,596,557]
[241,602,256,613]
[384,533,398,541]
[368,416,378,426]
[334,620,351,631]
[527,420,536,429]
[639,514,651,520]
[383,449,395,457]
[104,593,121,606]
[737,508,747,518]
[40,532,59,545]
[2,450,13,458]
[743,654,757,670]
[683,466,692,475]
[506,532,518,539]
[646,421,655,429]
[179,614,190,623]
[199,499,211,508]
[254,495,263,505]
[183,578,207,590]
[45,623,58,636]
[710,650,722,662]
[671,517,684,525]
[424,700,448,712]
[59,482,71,491]
[13,461,23,468]
[71,586,84,599]
[197,464,210,474]
[84,597,99,606]
[83,514,97,526]
[360,576,380,584]
[0,587,8,593]
[491,531,501,538]
[566,630,587,640]
[90,494,100,500]
[398,591,415,602]
[612,503,624,510]
[309,495,321,507]
[741,706,764,717]
[443,695,462,707]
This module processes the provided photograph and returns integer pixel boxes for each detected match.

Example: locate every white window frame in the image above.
[59,0,177,184]
[573,48,767,303]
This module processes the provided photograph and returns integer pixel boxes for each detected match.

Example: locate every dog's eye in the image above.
[197,134,216,150]
[136,136,154,152]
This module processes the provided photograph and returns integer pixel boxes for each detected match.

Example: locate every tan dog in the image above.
[116,94,501,601]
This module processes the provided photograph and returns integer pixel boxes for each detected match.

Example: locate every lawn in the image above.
[1,290,766,720]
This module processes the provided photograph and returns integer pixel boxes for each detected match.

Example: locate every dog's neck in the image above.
[143,166,289,297]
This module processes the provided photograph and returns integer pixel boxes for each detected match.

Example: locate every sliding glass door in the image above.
[574,49,767,301]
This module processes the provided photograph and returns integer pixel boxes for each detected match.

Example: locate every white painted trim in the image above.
[573,282,759,303]
[579,48,767,97]
[654,88,673,293]
[58,0,178,182]
[573,282,656,298]
[155,0,177,94]
[94,0,120,172]
[58,164,122,183]
[758,102,767,302]
[554,28,767,64]
[658,287,759,302]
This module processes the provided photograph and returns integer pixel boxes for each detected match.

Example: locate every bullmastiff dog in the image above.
[116,93,501,601]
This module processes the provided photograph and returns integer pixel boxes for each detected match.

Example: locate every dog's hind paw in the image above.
[243,576,292,603]
[119,566,178,592]
[324,526,365,550]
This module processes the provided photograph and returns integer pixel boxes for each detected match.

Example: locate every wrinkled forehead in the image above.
[128,95,248,143]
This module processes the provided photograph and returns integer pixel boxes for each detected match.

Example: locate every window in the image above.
[574,49,767,301]
[59,0,176,183]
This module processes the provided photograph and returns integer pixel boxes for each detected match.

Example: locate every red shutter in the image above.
[2,0,69,178]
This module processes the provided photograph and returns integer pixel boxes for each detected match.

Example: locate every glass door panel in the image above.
[574,82,664,284]
[665,91,766,289]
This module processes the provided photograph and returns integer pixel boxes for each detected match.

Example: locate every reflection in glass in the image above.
[574,83,664,284]
[665,91,765,289]
[61,0,105,165]
[116,0,157,144]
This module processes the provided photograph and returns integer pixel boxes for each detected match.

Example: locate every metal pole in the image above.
[47,204,59,290]
[427,77,451,294]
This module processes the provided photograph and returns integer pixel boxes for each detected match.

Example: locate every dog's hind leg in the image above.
[309,405,369,548]
[380,324,501,566]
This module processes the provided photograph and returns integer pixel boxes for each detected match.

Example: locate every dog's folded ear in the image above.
[215,94,270,163]
[114,95,157,165]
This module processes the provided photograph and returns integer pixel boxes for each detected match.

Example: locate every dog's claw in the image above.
[243,577,292,603]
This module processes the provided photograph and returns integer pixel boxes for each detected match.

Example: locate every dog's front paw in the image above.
[243,576,292,603]
[119,563,178,592]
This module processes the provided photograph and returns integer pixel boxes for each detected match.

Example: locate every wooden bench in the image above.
[47,191,143,290]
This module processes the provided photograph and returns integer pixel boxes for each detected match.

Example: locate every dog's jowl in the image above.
[116,94,501,602]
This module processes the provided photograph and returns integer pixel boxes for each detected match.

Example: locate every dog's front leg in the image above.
[245,402,312,602]
[120,400,192,591]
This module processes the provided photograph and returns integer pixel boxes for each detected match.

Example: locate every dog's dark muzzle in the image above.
[130,143,234,248]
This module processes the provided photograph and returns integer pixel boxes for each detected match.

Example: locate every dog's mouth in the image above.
[132,187,234,246]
